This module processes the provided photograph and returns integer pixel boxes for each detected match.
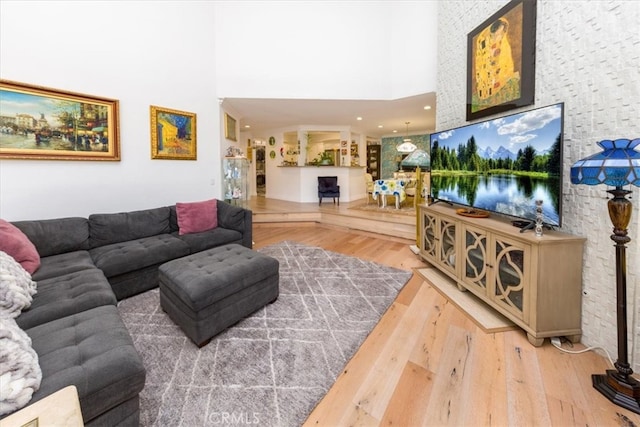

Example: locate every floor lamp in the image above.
[570,138,640,413]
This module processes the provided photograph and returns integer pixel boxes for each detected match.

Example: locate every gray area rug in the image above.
[118,241,412,426]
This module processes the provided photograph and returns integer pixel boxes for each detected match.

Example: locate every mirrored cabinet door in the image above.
[421,211,438,262]
[492,236,528,321]
[462,225,488,295]
[438,217,457,276]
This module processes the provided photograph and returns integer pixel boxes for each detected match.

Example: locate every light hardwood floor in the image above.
[250,197,640,427]
[249,195,417,241]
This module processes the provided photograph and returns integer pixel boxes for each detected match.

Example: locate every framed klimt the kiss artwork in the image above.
[466,0,537,121]
[150,105,197,160]
[0,80,120,160]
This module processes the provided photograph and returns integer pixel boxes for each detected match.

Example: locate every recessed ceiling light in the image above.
[393,130,398,133]
[356,117,363,121]
[378,125,383,128]
[424,105,432,110]
[244,125,251,128]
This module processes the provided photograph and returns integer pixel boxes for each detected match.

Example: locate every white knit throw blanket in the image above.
[0,251,37,318]
[0,251,41,415]
[0,316,42,416]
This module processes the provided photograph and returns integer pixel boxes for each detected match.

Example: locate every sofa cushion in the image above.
[174,227,243,253]
[89,234,190,278]
[0,316,42,416]
[12,217,90,258]
[169,205,180,232]
[0,251,37,318]
[0,219,40,274]
[89,207,170,248]
[26,305,146,424]
[16,269,116,330]
[169,200,248,234]
[217,200,246,232]
[31,250,97,282]
[176,199,218,235]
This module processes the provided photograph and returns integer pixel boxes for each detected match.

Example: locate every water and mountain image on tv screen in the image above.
[430,103,564,227]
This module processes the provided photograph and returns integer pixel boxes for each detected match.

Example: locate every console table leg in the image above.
[566,334,582,343]
[527,333,544,347]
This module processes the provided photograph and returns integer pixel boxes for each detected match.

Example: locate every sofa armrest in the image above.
[216,200,253,248]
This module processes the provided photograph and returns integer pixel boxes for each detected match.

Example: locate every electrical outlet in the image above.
[551,337,561,347]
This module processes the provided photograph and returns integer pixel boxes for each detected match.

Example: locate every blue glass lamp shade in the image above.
[570,138,640,187]
[400,149,431,169]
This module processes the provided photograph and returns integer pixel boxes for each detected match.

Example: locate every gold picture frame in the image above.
[150,105,196,160]
[466,0,537,120]
[0,79,120,161]
[224,113,237,141]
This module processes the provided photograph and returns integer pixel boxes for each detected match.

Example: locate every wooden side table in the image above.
[0,386,83,427]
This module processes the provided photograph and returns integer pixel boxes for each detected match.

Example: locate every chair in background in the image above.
[393,171,408,180]
[404,179,417,207]
[365,173,374,204]
[318,176,340,205]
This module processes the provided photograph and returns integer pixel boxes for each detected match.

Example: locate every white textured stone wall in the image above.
[437,0,640,370]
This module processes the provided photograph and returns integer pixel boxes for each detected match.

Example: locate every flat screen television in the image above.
[429,102,564,228]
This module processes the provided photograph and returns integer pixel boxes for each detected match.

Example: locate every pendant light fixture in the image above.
[396,122,417,153]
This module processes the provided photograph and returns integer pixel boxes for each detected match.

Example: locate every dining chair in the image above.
[404,179,417,207]
[318,176,340,205]
[365,173,374,204]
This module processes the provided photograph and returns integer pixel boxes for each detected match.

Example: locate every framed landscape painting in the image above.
[466,0,537,121]
[224,113,237,142]
[0,80,120,160]
[150,105,197,160]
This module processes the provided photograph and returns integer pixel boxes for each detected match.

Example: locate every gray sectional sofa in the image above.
[5,200,252,426]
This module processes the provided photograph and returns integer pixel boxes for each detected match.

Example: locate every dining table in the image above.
[372,179,409,209]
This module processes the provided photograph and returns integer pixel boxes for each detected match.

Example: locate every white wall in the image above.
[214,1,438,100]
[1,1,438,220]
[0,1,219,220]
[389,2,438,98]
[437,0,640,370]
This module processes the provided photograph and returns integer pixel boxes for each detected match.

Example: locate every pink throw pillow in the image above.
[176,199,218,235]
[0,219,40,274]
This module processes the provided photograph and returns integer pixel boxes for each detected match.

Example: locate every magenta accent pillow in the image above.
[0,219,40,275]
[176,199,218,235]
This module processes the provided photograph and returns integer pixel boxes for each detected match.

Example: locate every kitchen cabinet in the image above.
[367,145,380,180]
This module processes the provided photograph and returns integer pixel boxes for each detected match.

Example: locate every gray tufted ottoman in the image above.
[158,244,279,347]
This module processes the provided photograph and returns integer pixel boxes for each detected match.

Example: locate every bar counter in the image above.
[267,165,366,203]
